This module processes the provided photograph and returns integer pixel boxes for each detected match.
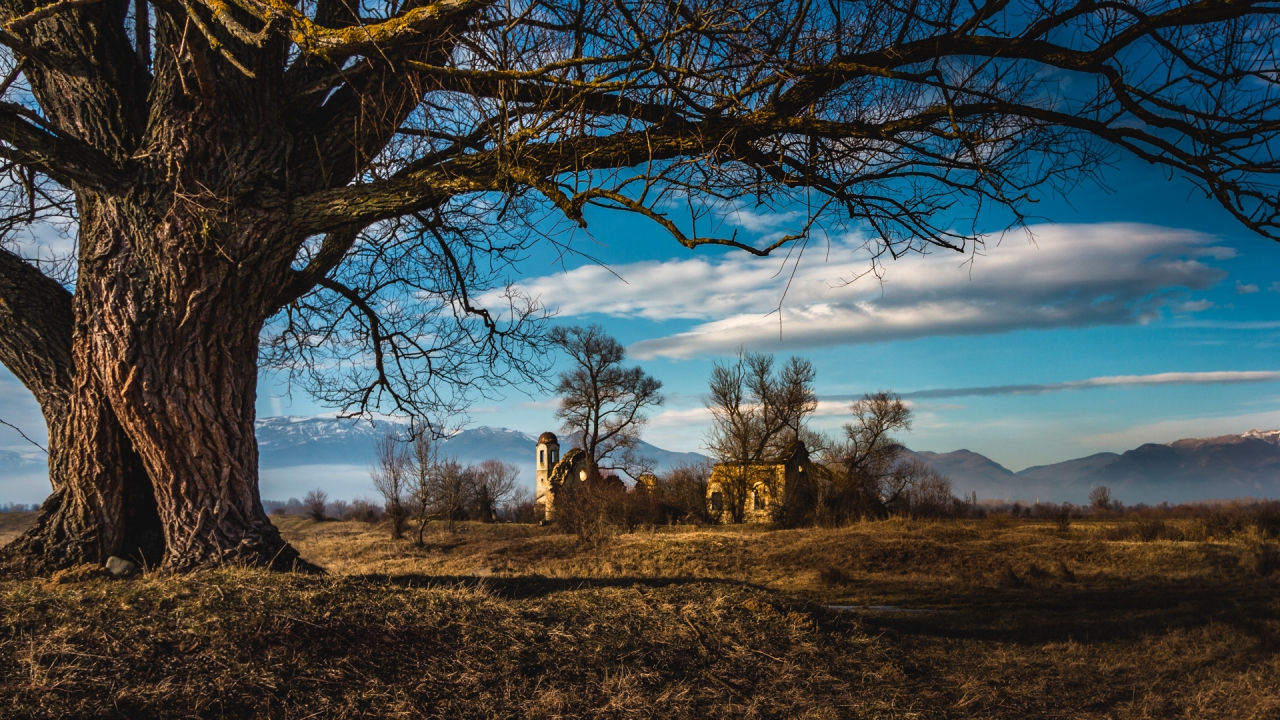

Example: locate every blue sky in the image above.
[2,153,1279,495]
[454,154,1280,469]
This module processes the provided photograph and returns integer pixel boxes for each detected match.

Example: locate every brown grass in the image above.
[0,510,36,547]
[2,513,1279,718]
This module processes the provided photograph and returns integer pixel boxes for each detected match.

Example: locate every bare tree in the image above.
[0,0,1276,573]
[471,459,520,523]
[821,391,916,523]
[370,432,411,539]
[499,486,537,524]
[408,432,441,545]
[704,350,818,523]
[654,461,715,524]
[552,324,664,482]
[1090,486,1116,513]
[430,458,476,533]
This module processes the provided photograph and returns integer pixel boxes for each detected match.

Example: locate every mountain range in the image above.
[252,417,708,500]
[910,429,1280,505]
[253,415,707,472]
[3,417,1280,504]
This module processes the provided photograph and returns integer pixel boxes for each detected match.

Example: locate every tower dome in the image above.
[537,431,559,444]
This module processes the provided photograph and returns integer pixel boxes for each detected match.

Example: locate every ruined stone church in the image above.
[705,441,817,524]
[533,431,589,521]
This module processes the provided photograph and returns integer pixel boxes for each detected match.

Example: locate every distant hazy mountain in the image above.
[908,449,1020,497]
[911,429,1280,504]
[252,416,708,499]
[6,420,1278,505]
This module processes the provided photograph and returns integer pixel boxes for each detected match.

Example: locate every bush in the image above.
[303,489,328,522]
[1133,519,1183,542]
[554,477,629,544]
[345,498,383,522]
[818,566,852,587]
[327,499,349,519]
[1055,505,1072,533]
[1241,543,1280,576]
[651,462,713,524]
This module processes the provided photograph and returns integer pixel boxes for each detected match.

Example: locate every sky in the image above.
[3,152,1280,502]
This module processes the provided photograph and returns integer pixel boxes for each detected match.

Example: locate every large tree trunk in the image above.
[4,378,163,574]
[64,191,315,572]
[0,2,417,575]
[0,244,163,574]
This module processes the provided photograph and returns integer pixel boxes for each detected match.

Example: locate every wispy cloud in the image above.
[1236,281,1261,294]
[896,370,1280,399]
[0,369,47,453]
[501,223,1229,359]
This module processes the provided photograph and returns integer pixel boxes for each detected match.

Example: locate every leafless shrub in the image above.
[1136,520,1178,542]
[1055,506,1073,533]
[499,487,537,524]
[651,461,714,524]
[346,498,383,523]
[303,489,328,522]
[327,500,350,519]
[554,477,629,545]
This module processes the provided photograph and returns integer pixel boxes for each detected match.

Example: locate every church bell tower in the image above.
[535,431,560,520]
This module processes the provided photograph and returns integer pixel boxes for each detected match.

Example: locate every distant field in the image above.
[0,511,35,547]
[1,514,1278,718]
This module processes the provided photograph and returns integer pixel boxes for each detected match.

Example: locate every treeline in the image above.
[369,433,534,542]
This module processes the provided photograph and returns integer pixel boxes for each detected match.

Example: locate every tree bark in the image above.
[62,189,316,572]
[0,248,164,574]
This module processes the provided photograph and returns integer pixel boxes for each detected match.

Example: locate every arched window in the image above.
[539,449,545,464]
[753,490,765,511]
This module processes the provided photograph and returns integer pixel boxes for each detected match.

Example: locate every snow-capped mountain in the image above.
[255,417,706,474]
[252,417,708,500]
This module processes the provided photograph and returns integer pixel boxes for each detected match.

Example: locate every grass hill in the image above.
[1,512,1278,718]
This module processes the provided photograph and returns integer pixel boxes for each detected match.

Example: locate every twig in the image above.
[0,416,46,454]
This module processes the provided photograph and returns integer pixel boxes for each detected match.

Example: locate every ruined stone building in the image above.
[706,441,817,524]
[533,431,588,521]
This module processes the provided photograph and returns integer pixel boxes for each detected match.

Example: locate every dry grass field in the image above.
[2,512,1278,718]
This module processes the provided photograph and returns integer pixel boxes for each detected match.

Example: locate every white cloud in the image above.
[1173,299,1215,313]
[504,223,1229,359]
[1236,281,1261,294]
[725,208,802,234]
[898,370,1280,399]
